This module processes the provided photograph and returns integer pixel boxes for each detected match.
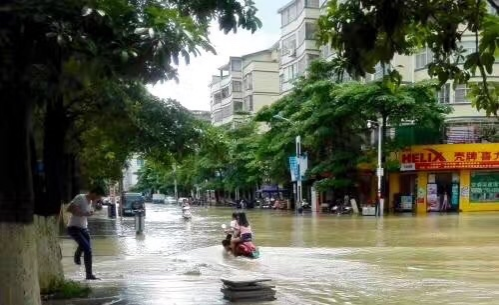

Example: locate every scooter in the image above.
[221,224,260,259]
[182,206,192,220]
[297,200,312,213]
[331,204,353,214]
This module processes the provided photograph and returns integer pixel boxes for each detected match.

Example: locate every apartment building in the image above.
[210,46,280,126]
[278,0,322,95]
[319,1,499,144]
[122,155,145,191]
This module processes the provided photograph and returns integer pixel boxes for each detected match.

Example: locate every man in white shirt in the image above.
[66,186,105,280]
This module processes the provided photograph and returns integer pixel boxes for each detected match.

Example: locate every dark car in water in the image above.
[119,192,146,217]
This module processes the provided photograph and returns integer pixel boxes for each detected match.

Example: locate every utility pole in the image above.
[173,164,178,202]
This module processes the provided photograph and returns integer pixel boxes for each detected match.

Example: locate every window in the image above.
[244,95,254,112]
[454,84,470,103]
[296,0,304,11]
[221,87,230,99]
[244,73,253,90]
[308,54,319,64]
[281,9,289,26]
[136,159,144,167]
[372,63,392,80]
[231,59,242,71]
[297,57,307,76]
[305,22,317,40]
[445,124,479,143]
[438,83,450,104]
[284,64,297,82]
[222,104,233,118]
[213,110,223,122]
[415,48,433,69]
[298,25,306,45]
[281,35,297,56]
[232,81,242,92]
[373,63,384,80]
[298,22,317,44]
[470,172,499,203]
[279,74,284,91]
[281,2,299,26]
[306,0,320,7]
[321,44,333,58]
[233,100,244,112]
[458,41,477,55]
[289,3,297,21]
[214,92,222,104]
[341,72,352,82]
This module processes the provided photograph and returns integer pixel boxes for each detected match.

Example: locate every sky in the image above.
[147,0,289,111]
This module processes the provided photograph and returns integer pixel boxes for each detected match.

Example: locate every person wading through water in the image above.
[66,186,105,280]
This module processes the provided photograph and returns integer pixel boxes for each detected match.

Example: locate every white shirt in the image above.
[68,194,92,228]
[230,220,239,234]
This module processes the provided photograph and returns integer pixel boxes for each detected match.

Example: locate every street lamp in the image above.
[273,113,303,209]
[367,119,384,217]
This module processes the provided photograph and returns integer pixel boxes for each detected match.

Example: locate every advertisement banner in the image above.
[451,183,460,207]
[289,154,308,182]
[399,144,499,171]
[427,183,439,211]
[289,156,298,182]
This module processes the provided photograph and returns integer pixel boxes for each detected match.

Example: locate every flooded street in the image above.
[57,204,499,304]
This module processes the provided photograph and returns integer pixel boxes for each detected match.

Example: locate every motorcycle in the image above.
[182,206,192,220]
[331,198,353,214]
[298,200,311,213]
[221,224,260,259]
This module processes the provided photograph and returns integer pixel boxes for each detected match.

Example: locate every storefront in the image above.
[389,143,499,213]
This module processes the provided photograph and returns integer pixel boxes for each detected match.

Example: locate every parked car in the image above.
[152,193,166,204]
[165,196,176,204]
[119,192,146,217]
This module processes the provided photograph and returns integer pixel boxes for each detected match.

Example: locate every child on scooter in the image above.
[225,212,239,240]
[230,212,253,253]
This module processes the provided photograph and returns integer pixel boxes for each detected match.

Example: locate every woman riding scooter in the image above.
[230,213,252,252]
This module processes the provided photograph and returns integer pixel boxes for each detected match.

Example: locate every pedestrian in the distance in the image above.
[66,186,105,280]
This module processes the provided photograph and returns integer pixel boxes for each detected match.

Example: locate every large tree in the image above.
[317,0,499,115]
[256,60,450,200]
[0,0,261,303]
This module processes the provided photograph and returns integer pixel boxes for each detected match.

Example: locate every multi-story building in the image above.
[122,155,144,191]
[210,46,280,126]
[318,1,499,144]
[278,0,322,96]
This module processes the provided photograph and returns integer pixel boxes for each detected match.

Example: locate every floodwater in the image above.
[55,204,499,305]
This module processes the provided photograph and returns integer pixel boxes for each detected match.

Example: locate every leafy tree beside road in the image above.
[0,0,261,303]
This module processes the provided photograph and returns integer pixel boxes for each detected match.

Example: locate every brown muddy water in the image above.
[52,204,499,305]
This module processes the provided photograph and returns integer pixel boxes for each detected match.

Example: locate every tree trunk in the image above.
[0,222,41,305]
[34,98,68,291]
[38,97,67,216]
[0,93,41,304]
[35,215,64,290]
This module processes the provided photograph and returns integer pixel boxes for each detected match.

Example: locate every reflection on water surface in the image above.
[55,205,499,304]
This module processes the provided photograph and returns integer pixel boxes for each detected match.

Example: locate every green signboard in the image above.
[470,171,499,203]
[451,183,459,207]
